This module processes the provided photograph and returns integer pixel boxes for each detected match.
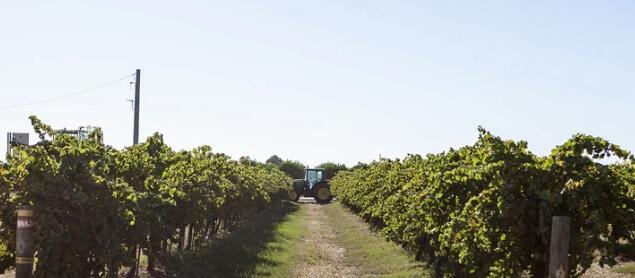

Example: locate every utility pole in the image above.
[133,69,140,145]
[129,69,141,277]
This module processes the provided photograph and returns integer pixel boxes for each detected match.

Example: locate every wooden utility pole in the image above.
[133,69,140,145]
[549,216,571,278]
[15,205,34,278]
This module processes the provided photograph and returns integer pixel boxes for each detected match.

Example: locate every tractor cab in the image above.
[288,168,333,204]
[304,168,325,190]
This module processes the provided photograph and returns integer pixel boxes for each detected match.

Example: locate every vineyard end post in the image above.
[549,216,571,278]
[16,205,34,278]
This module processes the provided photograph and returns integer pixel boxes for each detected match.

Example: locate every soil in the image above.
[293,203,359,278]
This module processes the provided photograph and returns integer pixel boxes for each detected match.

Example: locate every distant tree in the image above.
[317,162,348,179]
[279,160,305,179]
[350,162,368,171]
[266,155,283,166]
[239,156,259,166]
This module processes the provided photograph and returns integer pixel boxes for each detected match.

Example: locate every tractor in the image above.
[288,168,334,204]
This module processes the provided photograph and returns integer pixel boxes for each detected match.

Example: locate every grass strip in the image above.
[614,262,635,275]
[321,202,429,278]
[166,201,307,277]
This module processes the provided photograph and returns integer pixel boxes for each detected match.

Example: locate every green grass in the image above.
[166,201,307,277]
[253,202,306,277]
[165,201,429,277]
[322,202,429,278]
[615,262,635,276]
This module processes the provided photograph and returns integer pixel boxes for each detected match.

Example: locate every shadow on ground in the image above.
[297,196,337,205]
[164,201,299,278]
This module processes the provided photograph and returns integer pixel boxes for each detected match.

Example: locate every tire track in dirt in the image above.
[293,203,359,278]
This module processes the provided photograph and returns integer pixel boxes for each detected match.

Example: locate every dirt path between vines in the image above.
[292,203,359,278]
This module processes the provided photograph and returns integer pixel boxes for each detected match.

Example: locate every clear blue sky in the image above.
[1,1,634,166]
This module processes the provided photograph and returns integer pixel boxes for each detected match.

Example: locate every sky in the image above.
[0,1,634,167]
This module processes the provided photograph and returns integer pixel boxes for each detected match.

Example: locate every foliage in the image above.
[0,162,17,273]
[317,162,348,179]
[0,116,290,277]
[278,160,306,179]
[265,155,284,166]
[331,129,635,277]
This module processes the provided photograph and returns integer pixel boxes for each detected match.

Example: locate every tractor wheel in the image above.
[288,190,300,202]
[312,183,333,204]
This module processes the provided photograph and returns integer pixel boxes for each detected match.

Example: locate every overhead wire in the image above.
[0,73,135,110]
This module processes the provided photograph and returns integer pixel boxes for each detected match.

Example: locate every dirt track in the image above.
[293,201,359,278]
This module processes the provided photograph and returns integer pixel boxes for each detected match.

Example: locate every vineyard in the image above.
[1,118,634,277]
[331,128,635,277]
[0,116,290,277]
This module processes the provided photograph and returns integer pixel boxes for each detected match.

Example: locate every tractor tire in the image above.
[312,183,333,204]
[288,190,300,202]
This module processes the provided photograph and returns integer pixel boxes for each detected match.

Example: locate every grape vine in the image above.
[0,116,290,277]
[331,128,635,277]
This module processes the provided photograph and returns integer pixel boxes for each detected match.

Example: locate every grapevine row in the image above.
[331,128,635,277]
[0,116,291,277]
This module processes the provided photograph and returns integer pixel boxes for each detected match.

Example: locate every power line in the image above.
[0,73,135,110]
[0,111,26,120]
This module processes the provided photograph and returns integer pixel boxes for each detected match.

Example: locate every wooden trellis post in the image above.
[549,216,571,278]
[15,205,34,278]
